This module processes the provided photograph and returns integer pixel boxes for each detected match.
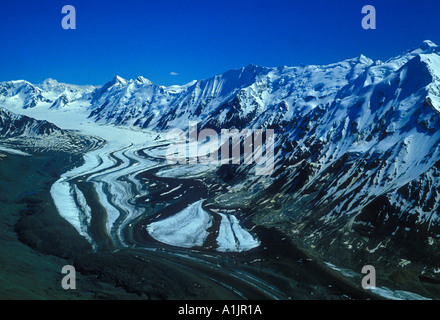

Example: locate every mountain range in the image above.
[2,40,440,294]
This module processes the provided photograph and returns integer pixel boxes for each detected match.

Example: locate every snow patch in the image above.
[0,145,32,156]
[216,213,260,252]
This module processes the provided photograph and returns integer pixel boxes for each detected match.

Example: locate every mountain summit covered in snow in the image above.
[2,40,439,131]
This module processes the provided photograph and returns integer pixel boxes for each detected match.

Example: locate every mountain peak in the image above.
[243,63,267,72]
[38,78,61,91]
[42,78,59,85]
[136,76,152,85]
[100,75,127,90]
[2,79,31,85]
[343,54,373,66]
[245,63,258,68]
[112,75,127,85]
[358,53,369,61]
[409,40,439,55]
[421,40,438,49]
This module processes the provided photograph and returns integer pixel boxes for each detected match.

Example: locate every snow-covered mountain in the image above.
[0,57,376,129]
[0,78,95,112]
[0,80,50,109]
[0,106,101,153]
[85,58,377,130]
[257,40,440,255]
[0,107,64,137]
[3,40,440,278]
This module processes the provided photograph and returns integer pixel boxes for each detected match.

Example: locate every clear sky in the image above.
[0,0,439,86]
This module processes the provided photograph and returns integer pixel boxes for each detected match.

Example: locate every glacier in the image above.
[3,40,440,298]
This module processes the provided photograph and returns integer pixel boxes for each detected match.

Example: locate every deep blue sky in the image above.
[0,0,439,86]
